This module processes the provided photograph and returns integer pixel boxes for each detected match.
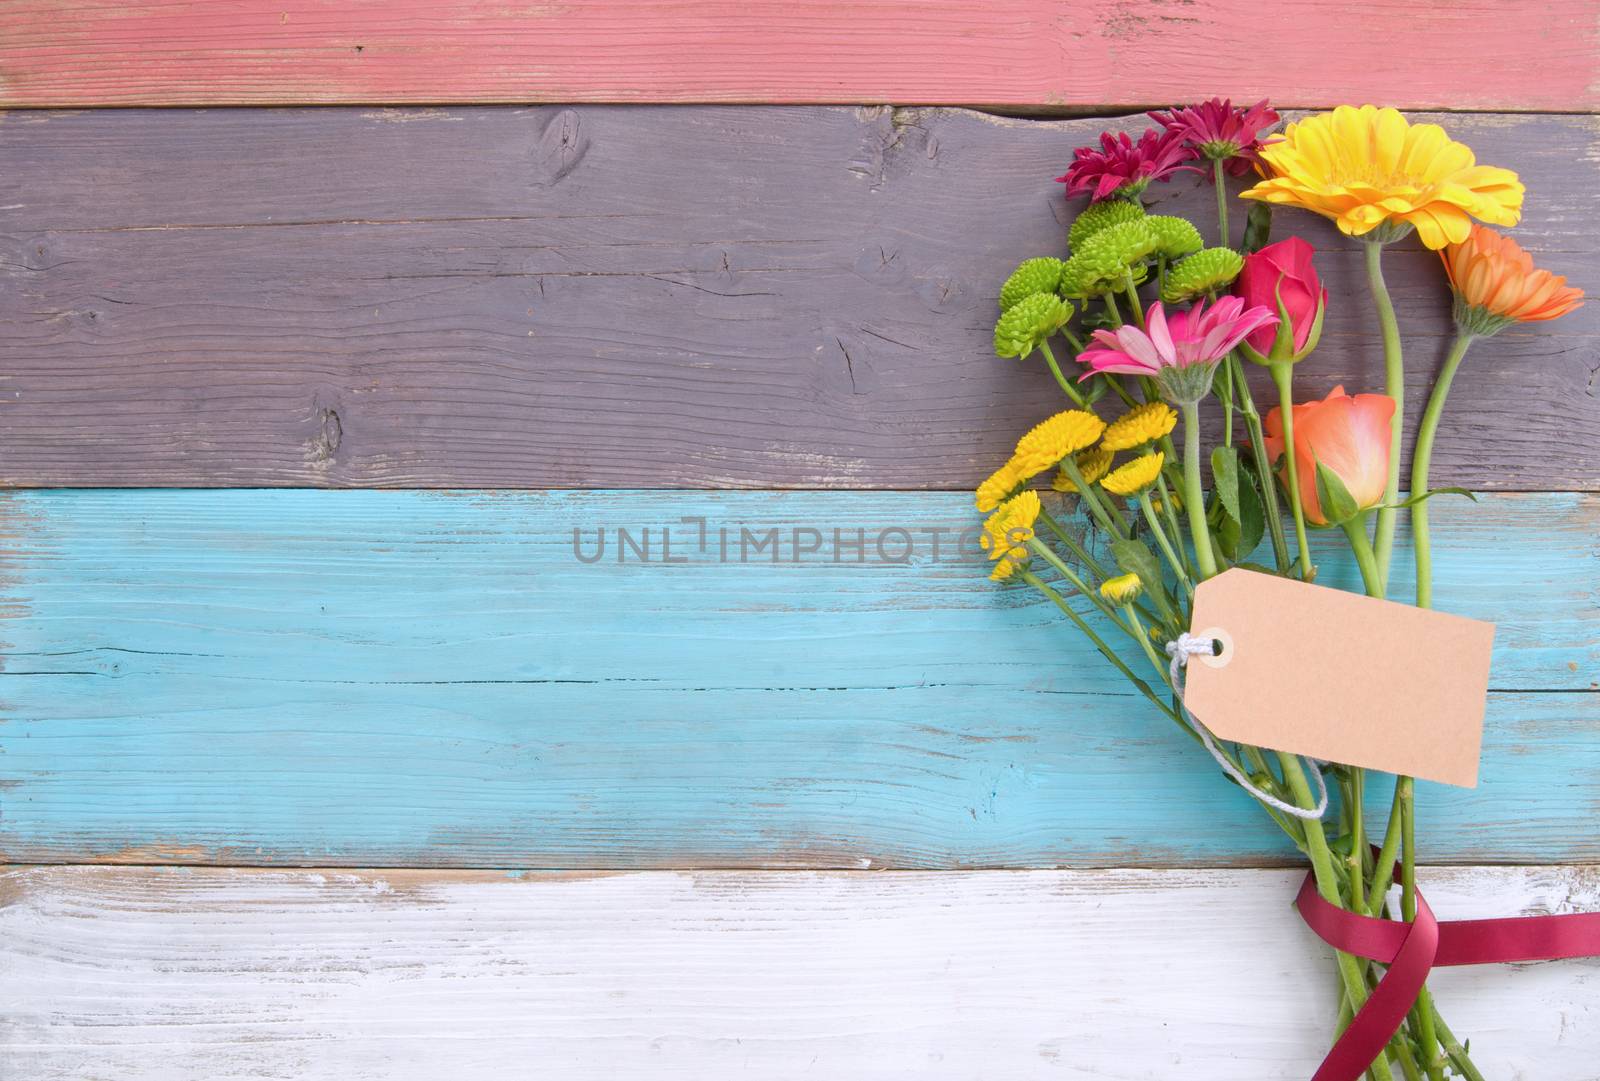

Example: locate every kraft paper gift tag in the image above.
[1180,568,1496,787]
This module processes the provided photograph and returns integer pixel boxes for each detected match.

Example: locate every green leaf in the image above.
[1207,446,1261,561]
[1383,487,1478,510]
[1235,465,1265,557]
[1210,446,1243,522]
[1313,458,1360,526]
[1242,201,1274,254]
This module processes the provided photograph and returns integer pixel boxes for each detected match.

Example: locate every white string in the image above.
[1166,632,1328,820]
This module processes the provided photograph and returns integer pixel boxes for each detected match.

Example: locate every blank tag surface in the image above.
[1181,568,1495,787]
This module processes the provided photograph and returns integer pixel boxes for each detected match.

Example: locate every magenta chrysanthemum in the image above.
[1149,98,1280,178]
[1077,297,1278,379]
[1056,127,1200,203]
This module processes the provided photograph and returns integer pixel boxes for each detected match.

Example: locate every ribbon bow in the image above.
[1295,868,1600,1079]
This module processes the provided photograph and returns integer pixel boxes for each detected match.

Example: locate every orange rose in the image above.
[1265,386,1396,526]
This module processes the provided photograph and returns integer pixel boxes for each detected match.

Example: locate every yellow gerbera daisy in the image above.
[1099,572,1144,605]
[1101,401,1177,452]
[1051,447,1115,493]
[1013,410,1107,477]
[1241,105,1523,250]
[980,490,1041,580]
[1100,451,1165,497]
[975,457,1027,513]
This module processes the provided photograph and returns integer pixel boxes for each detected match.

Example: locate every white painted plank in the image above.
[2,866,1598,1079]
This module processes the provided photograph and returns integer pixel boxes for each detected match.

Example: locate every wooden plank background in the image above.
[3,107,1596,490]
[3,4,1599,1074]
[1,1,1596,110]
[0,489,1593,868]
[4,865,1600,1080]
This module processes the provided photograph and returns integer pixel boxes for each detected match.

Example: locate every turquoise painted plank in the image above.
[0,490,1594,868]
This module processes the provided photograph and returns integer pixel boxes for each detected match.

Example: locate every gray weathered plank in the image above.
[1,107,1594,489]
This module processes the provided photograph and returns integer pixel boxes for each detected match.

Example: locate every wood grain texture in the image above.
[1,489,1593,869]
[0,1,1596,110]
[4,864,1599,1079]
[2,107,1596,490]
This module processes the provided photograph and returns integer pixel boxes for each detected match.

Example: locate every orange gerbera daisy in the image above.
[1442,224,1584,334]
[1241,106,1523,249]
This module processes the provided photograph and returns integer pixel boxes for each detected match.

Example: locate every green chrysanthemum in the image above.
[1057,220,1159,299]
[1077,220,1159,267]
[993,293,1072,358]
[1145,215,1204,260]
[1059,250,1150,300]
[999,257,1066,312]
[1160,247,1245,303]
[1068,199,1146,251]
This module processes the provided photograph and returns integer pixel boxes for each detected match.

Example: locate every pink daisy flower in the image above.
[1148,98,1280,178]
[1077,297,1278,403]
[1056,127,1200,202]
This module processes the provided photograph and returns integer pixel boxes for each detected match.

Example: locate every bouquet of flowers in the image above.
[979,102,1584,1079]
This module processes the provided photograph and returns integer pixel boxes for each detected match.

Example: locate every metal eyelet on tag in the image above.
[1195,626,1233,669]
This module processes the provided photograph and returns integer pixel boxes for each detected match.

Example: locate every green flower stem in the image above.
[1278,752,1393,1081]
[1106,376,1141,409]
[1122,270,1146,330]
[1365,792,1404,916]
[1153,471,1194,581]
[1038,341,1089,407]
[1179,401,1219,580]
[1102,289,1124,327]
[1019,569,1179,724]
[1432,1012,1486,1081]
[1347,767,1366,913]
[1121,605,1171,684]
[1038,508,1168,631]
[1399,775,1444,1081]
[1212,158,1229,246]
[1236,745,1306,846]
[1412,331,1474,609]
[1269,360,1315,579]
[1231,356,1291,573]
[1060,326,1086,354]
[1332,519,1379,919]
[1059,454,1127,540]
[1365,238,1405,592]
[1375,973,1426,1081]
[1025,537,1144,645]
[1137,492,1192,599]
[1340,516,1384,599]
[1219,351,1236,446]
[1037,507,1109,579]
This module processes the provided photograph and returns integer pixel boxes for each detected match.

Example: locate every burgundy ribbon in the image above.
[1294,869,1600,1080]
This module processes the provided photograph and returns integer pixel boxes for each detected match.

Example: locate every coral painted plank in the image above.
[0,490,1593,868]
[0,1,1595,110]
[2,107,1596,490]
[4,864,1599,1079]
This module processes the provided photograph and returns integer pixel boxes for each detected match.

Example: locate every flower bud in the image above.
[1235,237,1327,365]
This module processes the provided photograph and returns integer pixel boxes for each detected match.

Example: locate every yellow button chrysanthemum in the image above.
[975,457,1027,513]
[1101,402,1177,452]
[1013,410,1107,477]
[1098,572,1144,605]
[1241,105,1524,250]
[981,490,1041,581]
[1051,447,1115,493]
[1100,451,1164,497]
